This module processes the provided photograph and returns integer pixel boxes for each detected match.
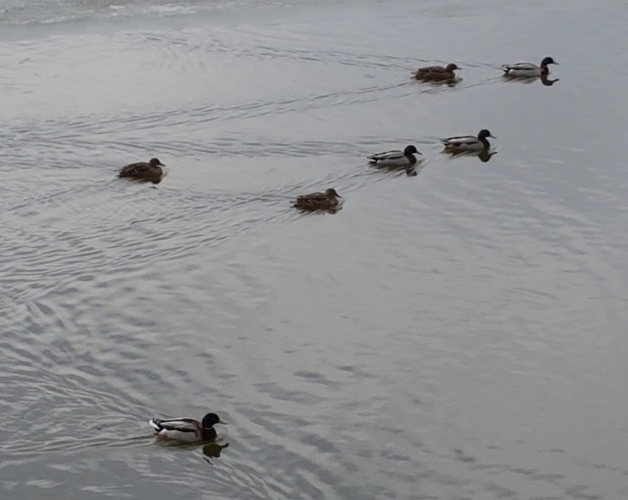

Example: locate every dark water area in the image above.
[1,0,627,498]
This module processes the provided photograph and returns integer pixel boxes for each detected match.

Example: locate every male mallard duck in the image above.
[414,63,460,82]
[442,129,496,152]
[368,145,421,168]
[293,188,341,212]
[149,413,227,443]
[368,145,422,175]
[118,157,167,183]
[502,56,558,77]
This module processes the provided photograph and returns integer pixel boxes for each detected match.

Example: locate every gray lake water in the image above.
[1,0,628,499]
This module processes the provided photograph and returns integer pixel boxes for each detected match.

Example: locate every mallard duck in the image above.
[414,63,460,82]
[442,129,496,152]
[368,145,421,168]
[293,188,341,212]
[502,57,558,77]
[149,413,227,443]
[118,158,167,183]
[368,145,422,175]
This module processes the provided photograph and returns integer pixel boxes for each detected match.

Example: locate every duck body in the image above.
[149,412,227,443]
[414,63,460,82]
[368,145,421,168]
[293,188,341,212]
[442,129,495,152]
[119,157,167,183]
[502,56,558,77]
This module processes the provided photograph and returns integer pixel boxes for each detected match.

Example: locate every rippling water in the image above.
[1,0,628,499]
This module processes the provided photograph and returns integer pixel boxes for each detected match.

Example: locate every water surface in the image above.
[1,1,627,499]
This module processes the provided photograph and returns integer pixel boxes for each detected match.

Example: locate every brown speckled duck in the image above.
[414,63,460,82]
[149,413,227,443]
[293,188,342,212]
[118,158,167,184]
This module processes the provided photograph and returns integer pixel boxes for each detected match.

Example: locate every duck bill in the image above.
[218,419,228,425]
[489,134,497,139]
[553,61,559,65]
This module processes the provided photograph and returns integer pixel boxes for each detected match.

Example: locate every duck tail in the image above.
[148,418,162,432]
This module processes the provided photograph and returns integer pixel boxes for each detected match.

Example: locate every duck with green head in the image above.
[502,56,558,77]
[368,145,422,175]
[442,129,496,153]
[149,412,227,443]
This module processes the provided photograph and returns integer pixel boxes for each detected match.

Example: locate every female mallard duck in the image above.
[442,129,496,152]
[118,157,167,183]
[368,145,422,175]
[414,63,460,82]
[149,413,227,443]
[502,56,558,77]
[293,188,341,212]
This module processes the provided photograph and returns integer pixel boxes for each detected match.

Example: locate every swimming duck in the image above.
[368,145,421,175]
[442,129,496,152]
[414,63,460,82]
[118,157,167,183]
[502,57,558,77]
[293,188,341,212]
[149,413,227,443]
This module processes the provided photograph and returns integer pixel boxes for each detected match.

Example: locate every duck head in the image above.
[445,63,460,72]
[325,188,341,198]
[149,158,165,167]
[202,413,228,428]
[403,145,421,156]
[541,57,558,67]
[478,129,496,140]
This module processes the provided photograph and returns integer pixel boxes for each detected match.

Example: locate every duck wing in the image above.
[119,162,150,177]
[415,65,456,81]
[149,417,200,433]
[368,150,404,163]
[295,192,326,204]
[418,65,446,74]
[502,62,536,73]
[442,135,477,147]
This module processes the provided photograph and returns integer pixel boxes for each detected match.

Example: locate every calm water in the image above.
[1,0,628,499]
